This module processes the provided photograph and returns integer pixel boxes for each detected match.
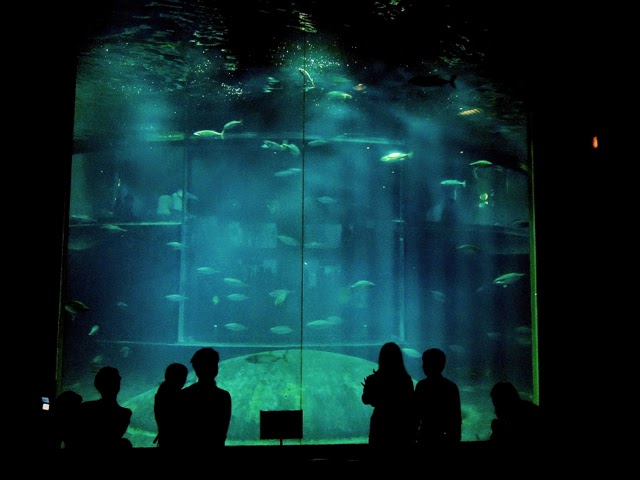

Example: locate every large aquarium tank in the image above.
[60,0,537,447]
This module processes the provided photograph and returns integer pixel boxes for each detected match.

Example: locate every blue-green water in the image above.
[60,0,534,446]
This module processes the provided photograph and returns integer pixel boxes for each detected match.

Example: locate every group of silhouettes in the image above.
[51,343,544,450]
[53,346,231,450]
[361,342,545,449]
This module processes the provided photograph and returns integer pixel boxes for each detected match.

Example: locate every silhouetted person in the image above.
[361,342,415,447]
[180,347,231,449]
[74,366,133,449]
[414,348,462,446]
[490,381,545,447]
[52,390,83,449]
[154,362,188,448]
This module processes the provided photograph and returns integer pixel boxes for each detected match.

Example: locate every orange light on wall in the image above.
[592,135,598,149]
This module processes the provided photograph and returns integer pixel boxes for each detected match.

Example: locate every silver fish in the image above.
[350,280,375,288]
[193,129,223,138]
[276,235,300,246]
[440,179,466,187]
[380,151,413,163]
[226,293,249,301]
[224,322,247,331]
[270,326,293,335]
[262,140,287,151]
[493,272,525,287]
[165,294,187,302]
[306,319,333,329]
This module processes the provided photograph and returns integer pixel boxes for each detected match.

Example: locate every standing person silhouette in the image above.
[180,347,232,449]
[414,348,462,447]
[361,342,416,447]
[74,366,133,449]
[154,362,188,448]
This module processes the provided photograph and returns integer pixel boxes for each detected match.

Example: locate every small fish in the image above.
[88,325,99,336]
[306,319,333,329]
[458,108,481,116]
[274,168,302,177]
[307,139,328,147]
[298,68,316,90]
[226,293,249,301]
[165,294,187,302]
[350,280,375,288]
[326,91,352,100]
[448,344,466,354]
[262,140,287,152]
[317,196,337,204]
[196,267,220,275]
[493,272,526,287]
[440,179,466,187]
[194,130,224,138]
[511,220,530,229]
[223,278,248,287]
[456,244,482,254]
[212,295,220,305]
[65,299,90,316]
[270,326,293,335]
[89,355,104,373]
[409,74,457,88]
[276,235,300,246]
[402,348,422,359]
[469,160,493,167]
[101,224,127,232]
[120,346,130,358]
[167,241,187,250]
[116,301,128,308]
[430,290,447,303]
[325,315,343,325]
[269,289,291,305]
[514,325,532,335]
[282,141,300,156]
[222,120,242,132]
[380,151,413,163]
[224,322,247,331]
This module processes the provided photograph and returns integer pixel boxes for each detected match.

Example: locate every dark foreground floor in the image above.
[39,442,564,474]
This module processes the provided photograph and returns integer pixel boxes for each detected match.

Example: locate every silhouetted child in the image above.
[489,381,545,447]
[414,348,462,446]
[154,362,188,448]
[361,342,416,447]
[52,390,83,449]
[180,347,232,449]
[74,366,133,449]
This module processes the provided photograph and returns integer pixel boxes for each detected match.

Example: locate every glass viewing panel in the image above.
[62,1,535,446]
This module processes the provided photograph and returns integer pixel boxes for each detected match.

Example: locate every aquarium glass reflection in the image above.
[62,1,535,446]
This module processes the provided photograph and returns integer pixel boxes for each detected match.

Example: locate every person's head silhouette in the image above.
[377,342,406,374]
[422,348,446,376]
[165,362,188,387]
[490,381,521,419]
[190,347,220,381]
[94,366,122,400]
